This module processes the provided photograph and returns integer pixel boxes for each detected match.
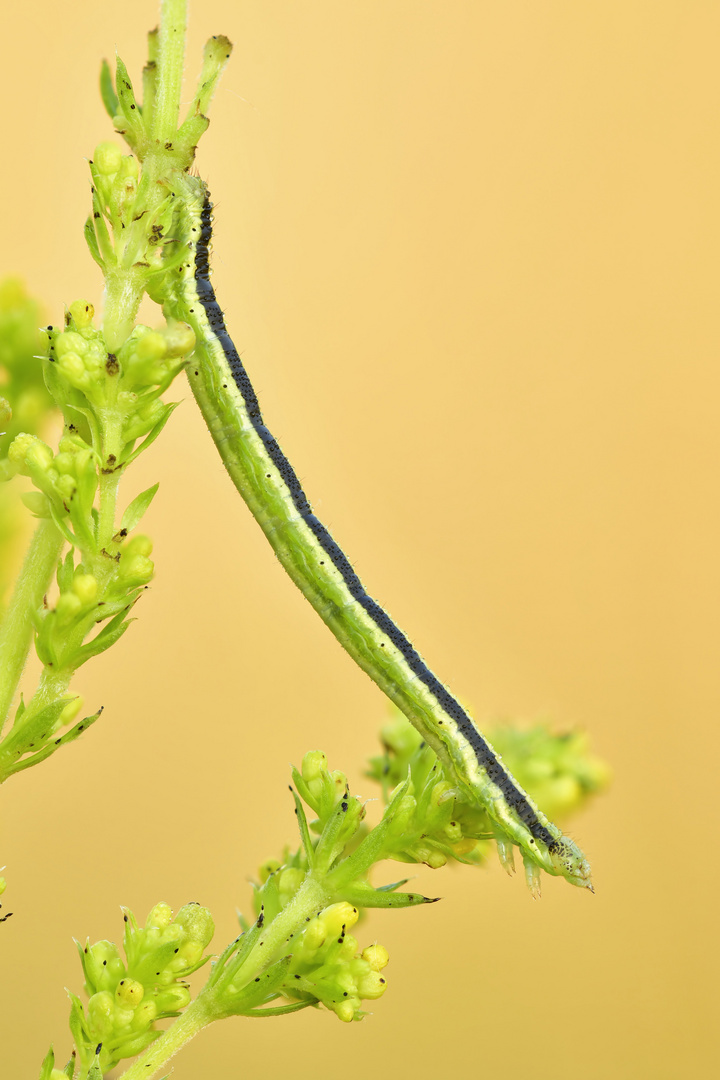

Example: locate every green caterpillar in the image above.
[164,176,592,894]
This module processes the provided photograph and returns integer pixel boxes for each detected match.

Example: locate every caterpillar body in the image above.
[166,176,592,893]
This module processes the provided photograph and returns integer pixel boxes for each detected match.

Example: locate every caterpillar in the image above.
[164,176,592,893]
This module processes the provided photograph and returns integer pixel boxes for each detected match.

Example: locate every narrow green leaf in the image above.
[114,55,144,133]
[99,59,119,119]
[84,216,105,271]
[120,482,159,533]
[122,402,179,467]
[47,500,77,547]
[38,1047,55,1080]
[74,619,131,665]
[289,786,315,866]
[340,881,440,909]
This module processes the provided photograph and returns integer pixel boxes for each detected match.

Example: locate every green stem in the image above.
[118,876,331,1080]
[153,0,187,141]
[0,518,64,735]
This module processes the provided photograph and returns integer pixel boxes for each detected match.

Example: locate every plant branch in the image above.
[0,518,63,735]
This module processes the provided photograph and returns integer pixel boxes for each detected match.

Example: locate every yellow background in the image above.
[1,2,717,1077]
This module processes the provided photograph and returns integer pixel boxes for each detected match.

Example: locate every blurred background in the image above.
[1,2,718,1077]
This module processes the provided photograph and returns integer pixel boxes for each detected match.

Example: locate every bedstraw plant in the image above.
[0,1,609,1077]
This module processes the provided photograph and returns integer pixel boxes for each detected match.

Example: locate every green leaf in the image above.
[289,786,315,866]
[340,880,440,909]
[47,500,77,547]
[0,707,103,780]
[84,216,105,271]
[74,617,131,666]
[38,1047,55,1080]
[120,482,159,533]
[99,59,119,119]
[122,402,179,467]
[114,55,144,134]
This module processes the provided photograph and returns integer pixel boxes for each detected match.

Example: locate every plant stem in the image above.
[152,0,187,141]
[117,992,217,1080]
[118,875,331,1080]
[0,518,63,735]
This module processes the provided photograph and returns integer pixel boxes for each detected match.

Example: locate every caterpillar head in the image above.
[548,835,594,892]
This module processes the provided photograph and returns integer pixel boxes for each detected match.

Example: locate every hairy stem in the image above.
[118,875,330,1080]
[153,0,187,141]
[0,518,64,735]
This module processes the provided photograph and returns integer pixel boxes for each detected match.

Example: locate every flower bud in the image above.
[8,433,53,474]
[55,331,88,359]
[116,978,144,1008]
[94,142,124,176]
[357,969,387,1000]
[136,331,167,362]
[301,750,327,782]
[163,321,195,357]
[87,990,115,1036]
[172,902,213,942]
[131,998,158,1030]
[277,867,304,907]
[68,299,95,327]
[146,902,173,930]
[334,999,357,1023]
[361,944,389,972]
[119,554,154,587]
[72,574,98,605]
[55,592,82,624]
[118,155,139,180]
[321,902,359,938]
[153,984,191,1013]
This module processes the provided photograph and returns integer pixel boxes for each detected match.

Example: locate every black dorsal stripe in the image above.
[193,195,556,850]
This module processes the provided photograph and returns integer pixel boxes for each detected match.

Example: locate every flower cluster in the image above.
[366,710,611,871]
[67,902,214,1074]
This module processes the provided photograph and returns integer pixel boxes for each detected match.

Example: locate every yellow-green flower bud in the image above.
[59,697,83,726]
[334,999,357,1023]
[94,142,124,176]
[174,902,215,947]
[119,554,154,587]
[277,867,304,906]
[123,534,153,558]
[146,902,173,930]
[301,750,327,782]
[361,944,389,972]
[171,940,203,968]
[163,321,195,358]
[55,474,76,500]
[302,916,327,954]
[87,990,115,1036]
[153,985,191,1013]
[322,902,359,938]
[19,491,50,518]
[258,858,281,882]
[357,969,387,1000]
[52,452,75,475]
[57,352,88,388]
[55,331,87,359]
[118,155,139,180]
[8,433,53,474]
[72,574,98,605]
[338,934,358,960]
[131,999,157,1031]
[136,331,167,362]
[68,299,95,327]
[116,978,144,1008]
[55,592,82,624]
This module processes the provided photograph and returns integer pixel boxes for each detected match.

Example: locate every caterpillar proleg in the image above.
[165,176,592,893]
